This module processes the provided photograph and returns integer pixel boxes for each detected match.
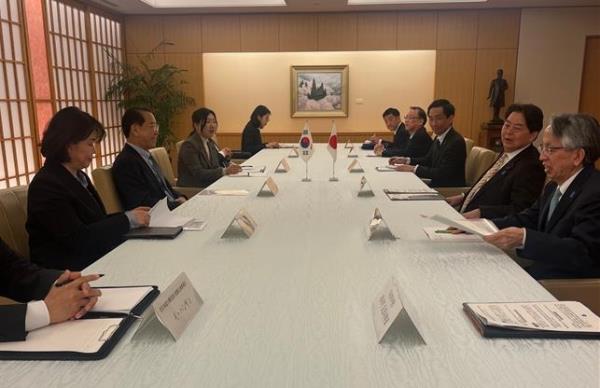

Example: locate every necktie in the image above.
[546,187,562,222]
[148,155,176,201]
[461,153,509,212]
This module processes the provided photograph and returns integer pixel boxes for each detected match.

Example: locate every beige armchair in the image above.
[436,146,498,197]
[91,165,124,214]
[149,147,203,199]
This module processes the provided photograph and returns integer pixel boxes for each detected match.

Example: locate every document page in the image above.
[423,227,482,241]
[0,318,123,353]
[426,215,499,236]
[149,198,194,228]
[92,287,154,314]
[467,301,600,333]
[199,189,249,196]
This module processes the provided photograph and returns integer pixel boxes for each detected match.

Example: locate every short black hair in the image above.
[427,99,455,118]
[505,103,544,133]
[190,107,217,136]
[249,105,271,128]
[409,106,427,126]
[41,106,105,163]
[121,107,152,138]
[382,108,400,118]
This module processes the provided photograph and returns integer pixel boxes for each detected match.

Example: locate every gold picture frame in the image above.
[291,65,349,118]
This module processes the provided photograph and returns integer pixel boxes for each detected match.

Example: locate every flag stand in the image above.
[329,161,338,181]
[302,161,311,182]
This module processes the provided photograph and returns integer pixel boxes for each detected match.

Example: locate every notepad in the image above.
[423,227,482,241]
[0,318,124,354]
[376,166,396,172]
[92,287,155,314]
[199,189,249,196]
[425,215,499,236]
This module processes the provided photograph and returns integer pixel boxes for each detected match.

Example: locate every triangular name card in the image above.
[275,158,290,173]
[347,146,358,158]
[221,208,258,238]
[257,177,279,197]
[288,147,299,158]
[368,208,395,240]
[358,176,375,197]
[348,159,364,173]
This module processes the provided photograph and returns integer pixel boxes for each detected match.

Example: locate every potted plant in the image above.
[105,42,195,148]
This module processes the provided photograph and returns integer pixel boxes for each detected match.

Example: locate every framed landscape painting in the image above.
[291,65,349,117]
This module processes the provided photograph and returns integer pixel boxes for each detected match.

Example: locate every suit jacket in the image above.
[112,144,182,210]
[383,127,432,158]
[492,166,600,279]
[27,162,130,271]
[0,238,61,342]
[410,127,466,187]
[241,121,265,156]
[178,132,229,188]
[463,144,545,218]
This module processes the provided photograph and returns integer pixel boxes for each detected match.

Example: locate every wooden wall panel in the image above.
[579,36,600,120]
[434,50,477,139]
[477,9,521,49]
[162,16,202,53]
[397,11,437,50]
[279,14,318,52]
[471,49,518,141]
[125,52,166,69]
[436,11,478,50]
[357,13,397,50]
[125,16,164,53]
[318,14,358,51]
[163,53,204,140]
[240,15,279,52]
[201,15,241,52]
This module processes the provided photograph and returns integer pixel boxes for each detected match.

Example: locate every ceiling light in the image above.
[139,0,286,8]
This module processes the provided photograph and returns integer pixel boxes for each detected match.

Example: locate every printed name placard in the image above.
[358,176,374,197]
[368,208,395,240]
[347,146,358,158]
[135,272,203,341]
[221,208,258,238]
[275,158,290,173]
[344,139,352,149]
[257,177,279,197]
[288,147,299,158]
[372,277,423,343]
[348,159,364,173]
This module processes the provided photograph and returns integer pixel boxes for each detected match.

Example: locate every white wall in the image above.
[515,7,600,122]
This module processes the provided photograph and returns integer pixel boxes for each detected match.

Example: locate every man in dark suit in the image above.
[370,107,407,155]
[389,99,466,187]
[375,106,432,158]
[447,103,546,219]
[112,108,186,210]
[1,238,101,342]
[485,113,600,279]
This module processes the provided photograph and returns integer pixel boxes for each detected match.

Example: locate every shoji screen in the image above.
[0,0,37,189]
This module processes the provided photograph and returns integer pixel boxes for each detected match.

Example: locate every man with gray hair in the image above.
[483,113,600,279]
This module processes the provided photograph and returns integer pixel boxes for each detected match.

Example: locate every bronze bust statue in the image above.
[488,69,509,123]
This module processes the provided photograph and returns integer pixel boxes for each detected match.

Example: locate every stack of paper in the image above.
[424,215,499,236]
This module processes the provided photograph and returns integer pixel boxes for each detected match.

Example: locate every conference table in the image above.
[2,144,598,387]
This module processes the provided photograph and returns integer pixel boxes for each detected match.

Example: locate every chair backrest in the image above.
[92,165,124,214]
[0,185,30,258]
[149,147,176,186]
[174,140,184,178]
[464,138,475,159]
[465,146,498,186]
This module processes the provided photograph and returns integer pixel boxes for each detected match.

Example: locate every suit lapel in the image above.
[125,144,163,193]
[545,167,593,231]
[51,163,105,216]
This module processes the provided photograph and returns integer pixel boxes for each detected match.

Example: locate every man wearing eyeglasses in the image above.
[484,113,600,279]
[375,106,432,158]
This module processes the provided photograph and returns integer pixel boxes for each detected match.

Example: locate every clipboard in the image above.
[0,286,159,361]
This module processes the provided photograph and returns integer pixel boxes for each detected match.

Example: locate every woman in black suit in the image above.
[26,107,150,271]
[178,107,242,188]
[241,105,279,156]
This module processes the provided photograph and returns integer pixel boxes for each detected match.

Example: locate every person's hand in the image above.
[483,227,525,250]
[266,142,280,149]
[44,273,102,323]
[389,156,408,165]
[446,194,464,207]
[370,135,381,143]
[225,163,242,175]
[220,147,233,157]
[374,143,384,156]
[463,208,481,219]
[175,196,186,205]
[130,206,150,227]
[394,164,415,173]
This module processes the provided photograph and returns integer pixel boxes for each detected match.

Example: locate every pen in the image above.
[55,273,104,287]
[242,165,253,168]
[434,229,453,234]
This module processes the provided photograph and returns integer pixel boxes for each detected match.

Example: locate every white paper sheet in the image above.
[92,287,154,314]
[149,198,194,228]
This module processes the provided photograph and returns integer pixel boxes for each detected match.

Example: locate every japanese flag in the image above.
[327,121,338,161]
[298,122,313,162]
